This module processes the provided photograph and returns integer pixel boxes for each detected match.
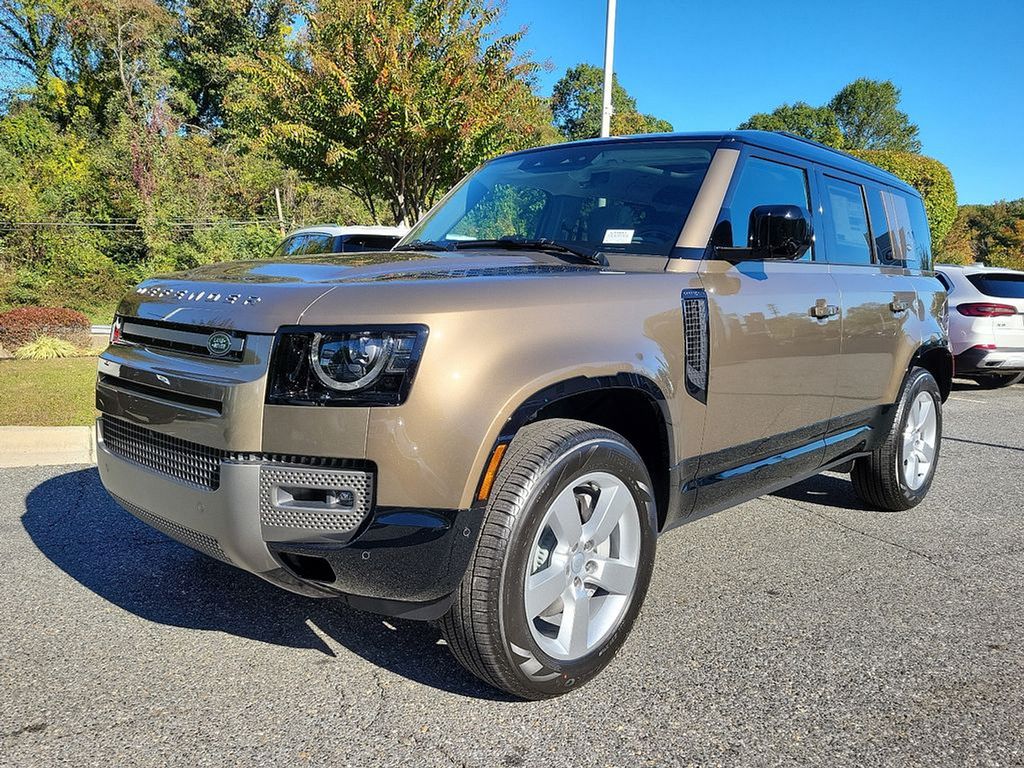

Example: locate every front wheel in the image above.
[440,418,657,699]
[852,367,942,511]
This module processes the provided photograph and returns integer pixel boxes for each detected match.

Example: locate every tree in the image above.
[231,0,550,225]
[165,0,294,128]
[550,63,672,141]
[828,78,921,152]
[737,101,844,147]
[0,0,68,93]
[850,150,958,246]
[947,199,1024,268]
[738,78,921,152]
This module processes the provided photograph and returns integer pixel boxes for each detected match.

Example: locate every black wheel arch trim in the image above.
[908,339,953,402]
[473,373,675,512]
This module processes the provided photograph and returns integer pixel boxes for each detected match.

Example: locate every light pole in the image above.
[600,0,616,138]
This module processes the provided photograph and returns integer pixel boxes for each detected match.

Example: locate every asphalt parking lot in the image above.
[2,382,1022,767]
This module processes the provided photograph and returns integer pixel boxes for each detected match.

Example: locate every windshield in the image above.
[401,140,716,257]
[967,273,1024,299]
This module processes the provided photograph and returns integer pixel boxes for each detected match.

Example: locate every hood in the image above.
[118,250,602,333]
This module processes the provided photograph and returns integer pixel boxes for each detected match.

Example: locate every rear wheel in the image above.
[971,372,1024,389]
[852,367,942,511]
[440,418,657,699]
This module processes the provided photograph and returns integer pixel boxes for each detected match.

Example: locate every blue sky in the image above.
[498,0,1023,205]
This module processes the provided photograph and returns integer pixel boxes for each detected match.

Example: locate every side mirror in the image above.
[748,204,813,259]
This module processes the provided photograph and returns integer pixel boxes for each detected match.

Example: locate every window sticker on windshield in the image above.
[603,228,635,245]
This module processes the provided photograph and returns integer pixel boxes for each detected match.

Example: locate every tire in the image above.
[852,367,942,511]
[440,418,657,699]
[971,372,1024,389]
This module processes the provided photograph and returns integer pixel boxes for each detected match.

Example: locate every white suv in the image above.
[936,264,1024,388]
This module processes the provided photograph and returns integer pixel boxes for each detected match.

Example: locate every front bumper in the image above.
[97,422,482,619]
[954,346,1024,375]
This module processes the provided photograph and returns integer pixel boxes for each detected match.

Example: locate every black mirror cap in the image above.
[748,204,813,259]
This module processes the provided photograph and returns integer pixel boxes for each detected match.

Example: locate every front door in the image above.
[691,152,842,514]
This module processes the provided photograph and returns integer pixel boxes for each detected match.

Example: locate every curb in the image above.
[0,425,96,467]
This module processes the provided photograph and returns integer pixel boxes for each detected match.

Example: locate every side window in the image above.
[300,233,333,255]
[282,234,308,257]
[935,272,952,292]
[885,191,932,271]
[339,235,401,253]
[821,176,873,266]
[728,157,814,259]
[865,187,898,264]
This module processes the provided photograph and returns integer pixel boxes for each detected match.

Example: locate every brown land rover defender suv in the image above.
[96,131,950,699]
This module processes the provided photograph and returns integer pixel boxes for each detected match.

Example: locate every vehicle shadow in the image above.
[770,471,869,511]
[21,467,512,701]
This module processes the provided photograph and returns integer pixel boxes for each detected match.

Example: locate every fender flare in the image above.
[908,339,954,402]
[471,372,675,506]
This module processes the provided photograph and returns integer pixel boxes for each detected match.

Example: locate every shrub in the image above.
[0,306,91,349]
[14,336,78,360]
[849,150,958,247]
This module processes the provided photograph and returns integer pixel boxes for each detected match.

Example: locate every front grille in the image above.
[112,494,233,564]
[117,316,246,362]
[101,416,223,490]
[681,289,709,403]
[100,416,368,492]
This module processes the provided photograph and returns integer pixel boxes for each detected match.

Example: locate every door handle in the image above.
[890,299,911,314]
[810,300,840,319]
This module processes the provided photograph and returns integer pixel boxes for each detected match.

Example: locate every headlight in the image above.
[267,325,428,406]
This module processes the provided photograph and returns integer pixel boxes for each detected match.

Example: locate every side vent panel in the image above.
[681,289,710,403]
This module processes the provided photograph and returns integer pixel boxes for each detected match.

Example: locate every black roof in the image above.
[504,130,919,198]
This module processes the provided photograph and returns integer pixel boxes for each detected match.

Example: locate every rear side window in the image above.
[967,273,1024,299]
[821,176,873,265]
[728,157,813,259]
[338,235,401,253]
[881,191,932,271]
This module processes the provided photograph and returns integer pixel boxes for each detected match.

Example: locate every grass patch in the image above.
[0,356,98,426]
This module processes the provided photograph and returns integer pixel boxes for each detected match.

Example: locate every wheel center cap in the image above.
[571,552,585,574]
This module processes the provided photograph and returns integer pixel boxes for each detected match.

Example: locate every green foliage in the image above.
[945,199,1024,269]
[168,0,296,127]
[739,79,920,152]
[550,63,673,141]
[829,79,921,152]
[850,150,958,247]
[738,102,845,147]
[14,334,77,358]
[231,0,550,226]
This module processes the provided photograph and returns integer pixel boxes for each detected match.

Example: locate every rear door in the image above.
[818,173,918,442]
[693,149,841,512]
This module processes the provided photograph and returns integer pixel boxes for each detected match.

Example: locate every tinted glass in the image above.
[865,187,898,264]
[279,234,308,257]
[403,141,716,257]
[338,235,401,252]
[729,157,813,259]
[300,234,333,255]
[966,273,1024,299]
[822,177,872,265]
[881,190,932,271]
[934,271,953,292]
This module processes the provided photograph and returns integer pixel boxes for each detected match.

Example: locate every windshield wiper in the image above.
[452,237,607,266]
[398,239,450,252]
